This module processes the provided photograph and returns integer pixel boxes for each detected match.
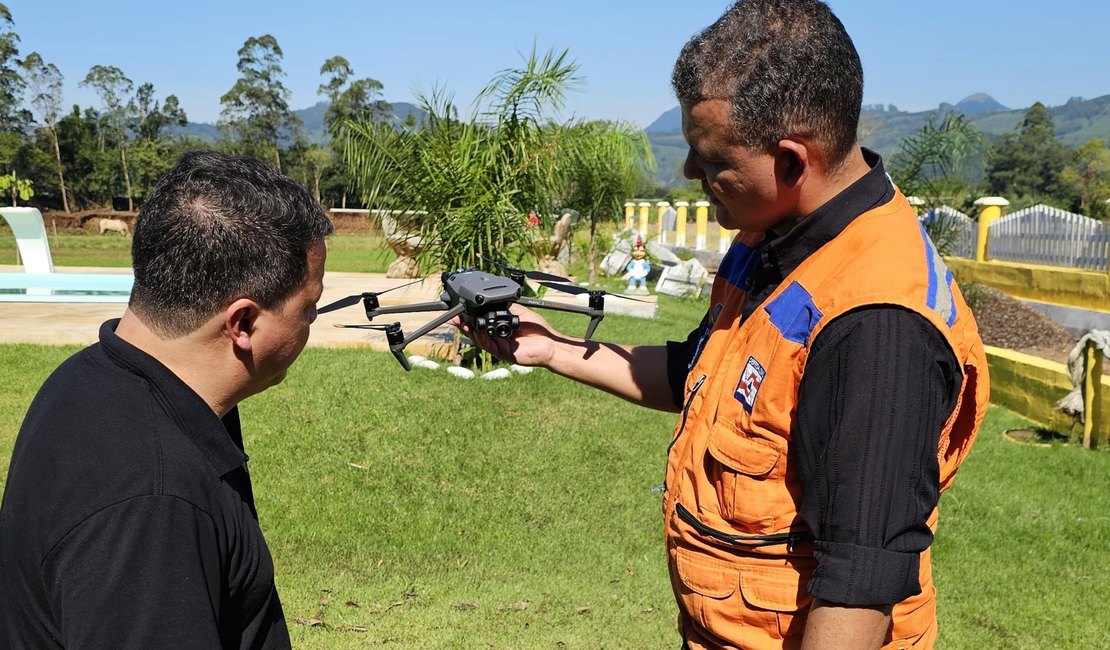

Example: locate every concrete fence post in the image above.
[973,196,1010,262]
[624,201,635,230]
[675,201,689,248]
[655,201,670,244]
[719,226,731,254]
[638,201,651,238]
[695,200,710,250]
[1083,340,1105,450]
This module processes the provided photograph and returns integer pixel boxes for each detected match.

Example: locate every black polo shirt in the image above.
[667,150,963,606]
[0,320,290,649]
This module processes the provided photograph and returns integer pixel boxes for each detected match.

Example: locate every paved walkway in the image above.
[0,266,457,356]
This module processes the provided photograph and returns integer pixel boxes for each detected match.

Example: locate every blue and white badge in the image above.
[734,356,766,412]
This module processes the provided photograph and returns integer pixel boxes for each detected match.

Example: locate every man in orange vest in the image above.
[462,1,989,648]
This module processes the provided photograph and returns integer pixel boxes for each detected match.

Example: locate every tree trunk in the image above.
[587,217,597,285]
[119,142,134,212]
[50,126,71,213]
[273,142,282,173]
[313,170,322,204]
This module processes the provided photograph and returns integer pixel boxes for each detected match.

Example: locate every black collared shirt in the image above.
[0,320,290,649]
[667,150,962,606]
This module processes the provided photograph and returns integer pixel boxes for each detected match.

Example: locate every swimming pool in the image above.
[0,273,133,303]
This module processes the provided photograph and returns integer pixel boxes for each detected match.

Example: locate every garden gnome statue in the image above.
[623,235,651,294]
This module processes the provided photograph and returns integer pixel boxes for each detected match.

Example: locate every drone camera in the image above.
[474,310,519,339]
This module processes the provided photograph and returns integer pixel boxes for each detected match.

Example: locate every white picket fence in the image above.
[922,206,977,259]
[987,204,1110,272]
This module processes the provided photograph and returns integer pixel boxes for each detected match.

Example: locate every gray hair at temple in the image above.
[671,0,864,168]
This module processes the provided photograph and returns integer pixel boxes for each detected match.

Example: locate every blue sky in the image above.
[11,0,1108,128]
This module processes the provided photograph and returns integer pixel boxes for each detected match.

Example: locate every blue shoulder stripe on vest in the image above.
[717,242,758,290]
[917,222,958,327]
[765,281,823,345]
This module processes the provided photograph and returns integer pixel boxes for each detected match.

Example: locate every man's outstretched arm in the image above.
[460,304,680,413]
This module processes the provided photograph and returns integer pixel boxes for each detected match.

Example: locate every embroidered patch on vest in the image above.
[735,356,766,412]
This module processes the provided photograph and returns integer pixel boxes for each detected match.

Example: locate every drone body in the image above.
[319,264,630,371]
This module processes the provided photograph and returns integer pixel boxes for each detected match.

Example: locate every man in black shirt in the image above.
[0,151,333,648]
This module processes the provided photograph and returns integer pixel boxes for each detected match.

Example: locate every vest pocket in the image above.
[738,561,813,639]
[706,420,783,532]
[672,545,811,643]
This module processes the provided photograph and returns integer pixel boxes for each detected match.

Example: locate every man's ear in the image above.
[225,298,261,353]
[775,138,810,190]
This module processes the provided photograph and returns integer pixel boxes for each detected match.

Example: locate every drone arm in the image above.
[366,300,451,320]
[384,304,464,371]
[397,302,467,348]
[516,297,605,340]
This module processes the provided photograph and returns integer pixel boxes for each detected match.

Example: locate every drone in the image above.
[317,257,649,371]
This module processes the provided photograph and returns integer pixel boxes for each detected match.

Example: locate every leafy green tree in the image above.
[562,120,655,284]
[81,65,135,210]
[220,35,301,171]
[132,82,187,141]
[52,105,119,207]
[304,145,333,203]
[0,3,28,132]
[0,170,32,205]
[1062,140,1110,220]
[319,55,390,127]
[318,55,389,207]
[340,48,579,273]
[21,52,69,211]
[985,102,1073,203]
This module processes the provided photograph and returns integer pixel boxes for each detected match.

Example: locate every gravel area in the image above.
[966,284,1078,365]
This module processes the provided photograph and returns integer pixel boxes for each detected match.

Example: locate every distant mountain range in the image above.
[168,101,426,143]
[646,93,1110,187]
[168,93,1110,189]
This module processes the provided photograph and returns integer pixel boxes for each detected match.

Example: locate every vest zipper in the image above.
[659,373,708,494]
[675,502,808,549]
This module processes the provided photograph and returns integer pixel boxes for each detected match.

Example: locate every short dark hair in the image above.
[672,0,863,166]
[129,150,334,337]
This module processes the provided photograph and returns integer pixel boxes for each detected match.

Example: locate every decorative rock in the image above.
[656,258,710,298]
[413,359,440,371]
[481,368,512,380]
[446,366,476,379]
[510,364,534,374]
[407,355,428,365]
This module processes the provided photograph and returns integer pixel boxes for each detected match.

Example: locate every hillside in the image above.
[170,101,426,143]
[646,94,1110,187]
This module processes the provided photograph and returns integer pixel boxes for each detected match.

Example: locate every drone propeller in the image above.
[331,323,399,331]
[317,279,425,314]
[476,253,570,283]
[538,281,653,303]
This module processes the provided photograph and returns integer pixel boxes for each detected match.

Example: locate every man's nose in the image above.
[682,150,703,181]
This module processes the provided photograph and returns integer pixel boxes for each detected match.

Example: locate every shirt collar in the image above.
[98,319,248,477]
[762,148,894,279]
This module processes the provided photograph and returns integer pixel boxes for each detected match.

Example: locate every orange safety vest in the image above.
[663,192,989,650]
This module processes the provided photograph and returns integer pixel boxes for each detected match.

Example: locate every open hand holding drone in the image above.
[316,256,650,371]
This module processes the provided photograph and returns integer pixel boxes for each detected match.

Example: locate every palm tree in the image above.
[339,48,579,273]
[889,113,987,255]
[889,113,986,210]
[560,121,655,284]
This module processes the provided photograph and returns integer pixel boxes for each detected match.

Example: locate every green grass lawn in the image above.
[0,295,1107,648]
[0,232,393,274]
